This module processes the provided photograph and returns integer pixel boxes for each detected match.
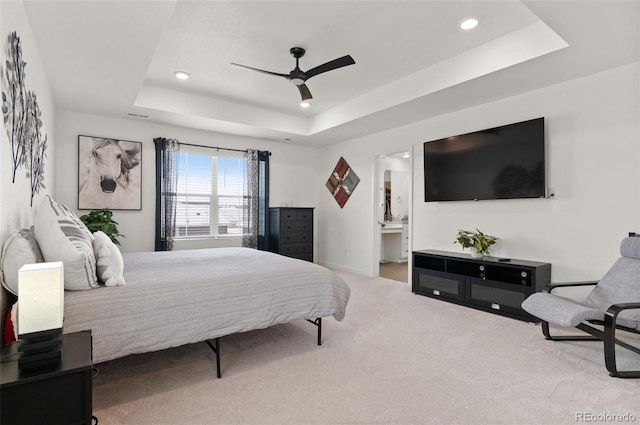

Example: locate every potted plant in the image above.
[79,209,125,246]
[454,228,498,258]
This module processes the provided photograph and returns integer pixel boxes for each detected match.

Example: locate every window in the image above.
[175,147,247,237]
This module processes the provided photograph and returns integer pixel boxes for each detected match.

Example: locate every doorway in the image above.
[374,150,412,283]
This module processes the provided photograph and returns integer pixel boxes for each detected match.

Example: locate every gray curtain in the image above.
[154,138,180,251]
[242,149,259,248]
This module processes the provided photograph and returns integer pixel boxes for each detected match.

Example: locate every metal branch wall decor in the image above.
[2,31,48,206]
[326,157,360,208]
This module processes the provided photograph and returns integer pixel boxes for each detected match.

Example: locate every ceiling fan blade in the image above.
[297,84,313,101]
[304,55,355,80]
[230,63,289,79]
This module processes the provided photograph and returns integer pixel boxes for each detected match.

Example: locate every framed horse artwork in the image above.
[78,135,142,210]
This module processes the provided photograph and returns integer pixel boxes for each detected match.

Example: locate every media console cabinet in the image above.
[412,250,551,322]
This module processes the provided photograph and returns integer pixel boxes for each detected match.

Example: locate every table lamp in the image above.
[17,261,64,371]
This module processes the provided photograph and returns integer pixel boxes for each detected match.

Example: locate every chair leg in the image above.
[543,318,639,378]
[604,312,640,378]
[541,320,599,341]
[542,321,552,340]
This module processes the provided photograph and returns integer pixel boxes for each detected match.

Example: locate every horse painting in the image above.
[78,136,142,210]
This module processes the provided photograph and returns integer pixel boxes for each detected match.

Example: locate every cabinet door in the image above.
[467,278,533,319]
[413,268,465,301]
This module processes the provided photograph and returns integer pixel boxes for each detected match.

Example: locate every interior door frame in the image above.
[372,148,414,286]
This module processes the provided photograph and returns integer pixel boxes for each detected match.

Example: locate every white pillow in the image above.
[0,227,44,295]
[93,231,125,286]
[33,196,98,290]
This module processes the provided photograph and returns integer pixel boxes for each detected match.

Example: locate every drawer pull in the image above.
[491,303,501,310]
[433,290,440,296]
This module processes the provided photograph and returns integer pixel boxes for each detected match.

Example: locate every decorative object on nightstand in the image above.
[326,157,360,208]
[17,261,64,371]
[454,228,498,257]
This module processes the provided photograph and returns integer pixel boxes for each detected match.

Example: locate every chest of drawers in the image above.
[268,207,314,262]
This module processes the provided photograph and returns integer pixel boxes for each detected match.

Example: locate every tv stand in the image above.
[412,250,551,322]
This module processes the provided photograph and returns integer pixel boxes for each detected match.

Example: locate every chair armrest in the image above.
[606,303,640,315]
[604,303,640,329]
[543,281,598,293]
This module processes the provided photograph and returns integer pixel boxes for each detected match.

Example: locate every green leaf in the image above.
[80,208,124,245]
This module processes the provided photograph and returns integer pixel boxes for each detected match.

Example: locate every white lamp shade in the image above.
[18,261,64,336]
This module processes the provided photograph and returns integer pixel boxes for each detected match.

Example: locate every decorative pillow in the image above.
[93,231,125,287]
[0,226,44,295]
[4,302,18,344]
[33,195,98,290]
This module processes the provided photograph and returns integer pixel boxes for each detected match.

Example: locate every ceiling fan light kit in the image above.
[231,46,355,102]
[173,70,190,80]
[460,18,479,30]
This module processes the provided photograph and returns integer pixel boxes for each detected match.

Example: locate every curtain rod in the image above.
[178,141,271,156]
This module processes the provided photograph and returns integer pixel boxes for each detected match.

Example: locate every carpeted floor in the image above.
[92,270,640,425]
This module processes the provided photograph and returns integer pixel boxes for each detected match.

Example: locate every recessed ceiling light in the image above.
[300,101,311,108]
[402,153,410,158]
[174,71,190,80]
[460,18,478,30]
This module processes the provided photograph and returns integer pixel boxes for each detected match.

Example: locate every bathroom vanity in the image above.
[381,222,408,262]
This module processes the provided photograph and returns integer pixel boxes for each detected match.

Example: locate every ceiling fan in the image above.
[231,47,355,102]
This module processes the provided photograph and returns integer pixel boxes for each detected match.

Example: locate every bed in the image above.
[1,198,350,378]
[63,247,351,375]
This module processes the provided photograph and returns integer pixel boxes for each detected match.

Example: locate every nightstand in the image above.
[1,330,93,425]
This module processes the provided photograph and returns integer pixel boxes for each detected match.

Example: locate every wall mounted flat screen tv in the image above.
[424,117,545,202]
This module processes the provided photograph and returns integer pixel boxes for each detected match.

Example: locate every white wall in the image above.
[54,110,322,253]
[0,1,56,247]
[0,0,57,340]
[317,63,640,282]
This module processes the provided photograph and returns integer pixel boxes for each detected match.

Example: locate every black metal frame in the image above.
[540,282,640,378]
[205,318,322,379]
[205,338,221,379]
[305,318,323,346]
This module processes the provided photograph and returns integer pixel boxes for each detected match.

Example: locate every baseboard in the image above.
[317,261,372,276]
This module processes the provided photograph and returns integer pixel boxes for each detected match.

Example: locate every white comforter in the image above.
[63,248,350,363]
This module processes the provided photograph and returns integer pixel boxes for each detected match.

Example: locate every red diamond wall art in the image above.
[326,157,360,208]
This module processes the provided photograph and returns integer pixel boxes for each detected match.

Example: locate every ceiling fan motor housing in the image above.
[290,47,306,59]
[289,47,307,85]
